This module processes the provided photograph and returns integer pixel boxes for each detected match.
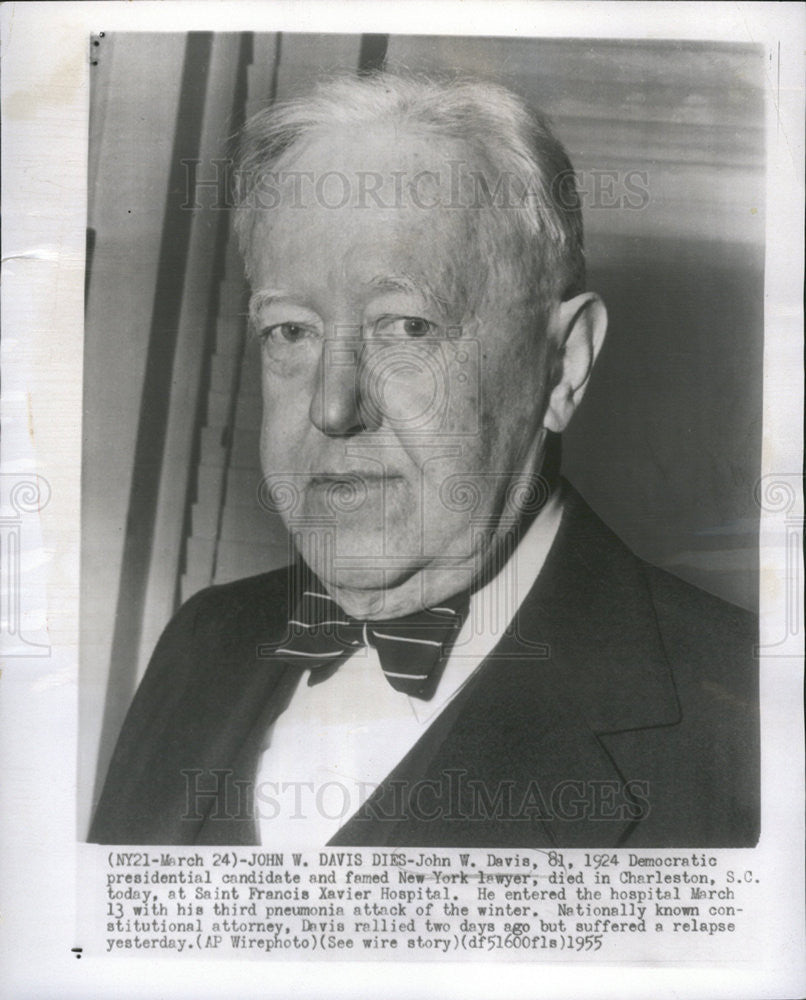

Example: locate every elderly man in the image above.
[90,72,758,848]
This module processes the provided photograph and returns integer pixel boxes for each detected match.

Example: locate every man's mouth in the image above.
[308,471,401,487]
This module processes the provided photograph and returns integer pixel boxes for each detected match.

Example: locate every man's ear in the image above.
[543,292,608,434]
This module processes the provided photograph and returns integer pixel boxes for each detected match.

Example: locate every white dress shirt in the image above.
[255,490,564,846]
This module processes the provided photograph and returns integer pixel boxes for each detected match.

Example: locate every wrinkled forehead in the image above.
[263,122,485,208]
[242,123,532,314]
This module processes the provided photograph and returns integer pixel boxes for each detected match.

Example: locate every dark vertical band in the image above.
[97,32,214,806]
[358,34,388,75]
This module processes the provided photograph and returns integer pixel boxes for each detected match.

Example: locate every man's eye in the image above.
[261,322,310,344]
[402,317,433,337]
[375,316,437,339]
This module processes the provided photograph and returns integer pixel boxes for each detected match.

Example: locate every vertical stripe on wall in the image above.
[96,33,214,803]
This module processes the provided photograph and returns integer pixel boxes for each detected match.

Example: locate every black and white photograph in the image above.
[84,31,764,850]
[1,3,804,999]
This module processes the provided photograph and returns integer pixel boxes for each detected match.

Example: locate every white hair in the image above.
[233,71,585,304]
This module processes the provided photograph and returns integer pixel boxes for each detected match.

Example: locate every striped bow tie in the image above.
[276,588,468,699]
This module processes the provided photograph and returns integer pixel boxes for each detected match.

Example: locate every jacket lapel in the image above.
[169,600,306,844]
[333,485,682,848]
[192,657,301,844]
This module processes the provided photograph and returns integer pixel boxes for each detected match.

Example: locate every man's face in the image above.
[249,126,557,608]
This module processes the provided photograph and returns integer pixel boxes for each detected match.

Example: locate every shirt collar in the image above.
[409,486,565,724]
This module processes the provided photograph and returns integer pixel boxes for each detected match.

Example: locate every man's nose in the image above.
[309,336,379,437]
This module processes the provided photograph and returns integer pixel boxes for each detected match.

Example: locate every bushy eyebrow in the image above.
[364,274,451,318]
[247,275,455,326]
[247,290,311,325]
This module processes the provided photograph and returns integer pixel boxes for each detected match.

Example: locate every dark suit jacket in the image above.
[89,486,759,847]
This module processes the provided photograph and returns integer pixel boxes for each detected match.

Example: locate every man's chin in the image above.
[304,561,419,594]
[295,530,423,596]
[333,567,410,593]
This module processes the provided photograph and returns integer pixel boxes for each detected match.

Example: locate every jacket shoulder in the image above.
[640,560,757,697]
[642,560,755,635]
[168,565,293,635]
[130,566,293,701]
